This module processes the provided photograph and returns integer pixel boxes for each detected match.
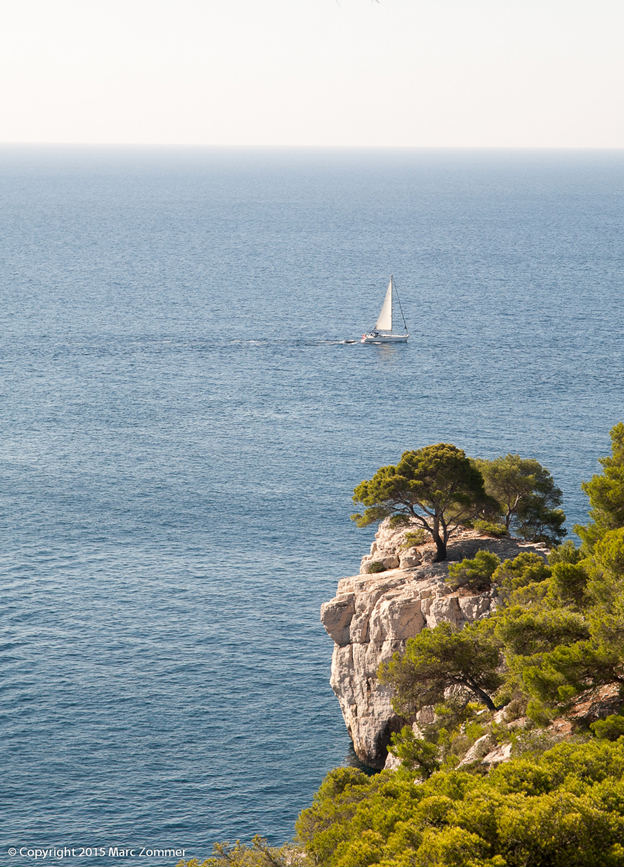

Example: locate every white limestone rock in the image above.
[368,593,425,643]
[481,742,513,765]
[457,734,495,767]
[320,595,355,647]
[399,548,422,569]
[383,751,402,771]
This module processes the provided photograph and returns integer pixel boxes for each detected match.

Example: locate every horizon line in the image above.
[1,142,624,152]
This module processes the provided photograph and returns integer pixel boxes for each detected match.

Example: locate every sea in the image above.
[1,146,624,864]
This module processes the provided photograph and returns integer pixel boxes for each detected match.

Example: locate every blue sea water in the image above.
[1,146,624,864]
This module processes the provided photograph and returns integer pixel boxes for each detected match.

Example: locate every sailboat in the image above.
[361,275,409,344]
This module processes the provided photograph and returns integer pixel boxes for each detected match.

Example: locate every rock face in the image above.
[320,520,548,768]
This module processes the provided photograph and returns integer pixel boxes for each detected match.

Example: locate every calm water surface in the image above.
[1,147,624,863]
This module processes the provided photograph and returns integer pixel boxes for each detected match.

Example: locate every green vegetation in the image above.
[475,453,567,544]
[472,519,508,538]
[351,444,493,561]
[401,528,428,547]
[178,837,305,867]
[181,740,624,867]
[381,620,503,713]
[447,550,501,592]
[381,519,622,731]
[576,422,624,551]
[311,424,624,865]
[367,560,387,574]
[352,444,565,560]
[295,741,624,867]
[591,712,624,741]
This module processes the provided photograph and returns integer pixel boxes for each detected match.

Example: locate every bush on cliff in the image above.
[472,519,508,537]
[382,539,621,728]
[591,712,624,741]
[576,421,624,551]
[447,550,501,592]
[295,740,624,867]
[177,837,308,867]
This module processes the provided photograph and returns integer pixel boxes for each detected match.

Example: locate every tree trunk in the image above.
[432,515,447,561]
[433,534,447,561]
[466,682,496,711]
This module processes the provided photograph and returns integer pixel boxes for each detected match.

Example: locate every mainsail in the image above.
[374,277,394,332]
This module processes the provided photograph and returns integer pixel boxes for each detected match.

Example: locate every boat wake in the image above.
[224,338,361,348]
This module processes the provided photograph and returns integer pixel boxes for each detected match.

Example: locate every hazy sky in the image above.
[1,0,623,148]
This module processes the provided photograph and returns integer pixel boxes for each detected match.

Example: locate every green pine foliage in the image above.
[352,445,566,559]
[380,621,504,713]
[591,712,624,741]
[351,444,494,561]
[177,837,309,867]
[447,550,501,592]
[472,519,508,538]
[475,453,567,545]
[576,422,624,551]
[401,528,428,547]
[387,725,441,780]
[295,741,624,867]
[376,423,624,726]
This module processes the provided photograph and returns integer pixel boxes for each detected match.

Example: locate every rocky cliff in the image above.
[320,521,549,768]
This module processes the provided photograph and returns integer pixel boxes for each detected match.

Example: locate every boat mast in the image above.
[392,276,408,333]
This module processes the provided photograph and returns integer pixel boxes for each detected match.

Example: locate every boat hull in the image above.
[361,332,408,344]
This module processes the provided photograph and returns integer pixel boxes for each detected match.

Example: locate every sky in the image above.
[0,0,623,148]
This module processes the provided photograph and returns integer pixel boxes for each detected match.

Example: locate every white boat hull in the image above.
[361,332,408,344]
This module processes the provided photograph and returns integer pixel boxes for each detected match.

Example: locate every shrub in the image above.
[177,837,309,867]
[367,560,387,574]
[388,726,440,780]
[473,519,508,537]
[402,529,427,547]
[492,551,551,594]
[591,713,624,741]
[296,741,624,867]
[447,550,501,592]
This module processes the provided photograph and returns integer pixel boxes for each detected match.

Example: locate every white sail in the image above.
[374,277,393,331]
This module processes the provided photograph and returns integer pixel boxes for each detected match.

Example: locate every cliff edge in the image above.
[320,520,549,768]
